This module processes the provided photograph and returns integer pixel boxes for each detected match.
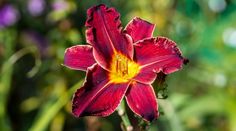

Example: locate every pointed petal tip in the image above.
[64,45,96,71]
[142,111,159,122]
[125,17,155,42]
[134,37,186,75]
[126,83,159,122]
[133,17,155,27]
[156,36,187,74]
[183,58,189,65]
[86,4,120,28]
[157,36,189,73]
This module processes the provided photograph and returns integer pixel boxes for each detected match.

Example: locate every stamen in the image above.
[109,53,140,83]
[116,59,118,73]
[115,54,129,77]
[125,59,129,74]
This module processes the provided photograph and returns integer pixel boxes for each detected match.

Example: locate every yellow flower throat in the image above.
[109,52,140,83]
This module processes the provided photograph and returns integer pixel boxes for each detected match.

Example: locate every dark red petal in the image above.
[82,82,129,116]
[64,45,96,71]
[125,17,155,43]
[132,68,157,84]
[72,64,129,117]
[86,4,133,70]
[125,82,158,122]
[134,37,185,75]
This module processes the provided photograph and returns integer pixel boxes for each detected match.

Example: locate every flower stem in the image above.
[117,100,133,131]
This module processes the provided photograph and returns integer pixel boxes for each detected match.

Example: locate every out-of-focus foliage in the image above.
[0,0,236,131]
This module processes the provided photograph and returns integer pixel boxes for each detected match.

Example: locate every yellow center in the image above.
[109,52,140,83]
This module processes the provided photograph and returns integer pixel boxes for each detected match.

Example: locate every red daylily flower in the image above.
[64,4,186,122]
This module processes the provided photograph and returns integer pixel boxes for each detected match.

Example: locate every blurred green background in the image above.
[1,0,236,131]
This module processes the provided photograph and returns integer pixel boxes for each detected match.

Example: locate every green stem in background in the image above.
[0,46,41,131]
[3,47,39,73]
[158,99,183,131]
[117,100,133,131]
[29,80,84,131]
[0,59,13,131]
[0,29,16,131]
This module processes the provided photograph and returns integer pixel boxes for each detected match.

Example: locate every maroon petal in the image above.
[64,45,96,71]
[132,69,157,84]
[134,37,185,75]
[125,17,155,43]
[72,64,129,117]
[86,4,133,70]
[125,82,158,122]
[82,82,129,116]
